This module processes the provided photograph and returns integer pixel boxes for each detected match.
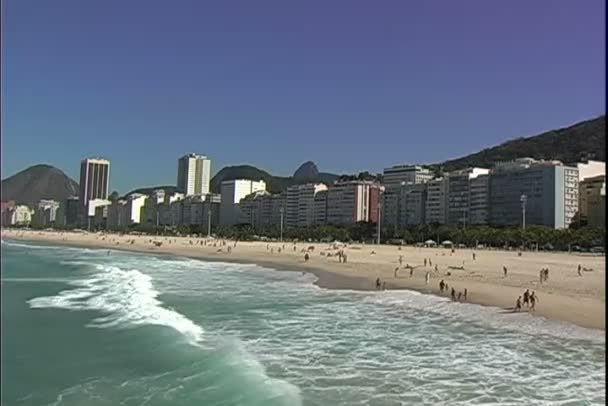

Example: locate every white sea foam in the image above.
[28,264,204,345]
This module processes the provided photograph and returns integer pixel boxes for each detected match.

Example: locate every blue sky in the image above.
[2,0,605,193]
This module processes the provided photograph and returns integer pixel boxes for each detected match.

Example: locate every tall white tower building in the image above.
[176,154,211,196]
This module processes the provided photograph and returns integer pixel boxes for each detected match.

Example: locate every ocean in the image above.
[1,240,605,406]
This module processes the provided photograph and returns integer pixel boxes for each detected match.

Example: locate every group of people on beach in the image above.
[439,279,467,302]
[515,289,538,313]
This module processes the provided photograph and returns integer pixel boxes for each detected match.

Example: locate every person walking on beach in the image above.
[515,296,522,312]
[457,292,462,301]
[472,252,476,261]
[439,279,445,293]
[578,264,582,277]
[304,252,310,262]
[399,255,403,266]
[409,267,414,278]
[425,271,430,285]
[376,278,381,289]
[503,266,508,278]
[523,289,530,308]
[463,288,467,301]
[444,283,449,293]
[539,269,544,284]
[544,268,549,282]
[394,267,399,278]
[424,258,427,267]
[434,264,438,272]
[451,288,456,300]
[429,259,432,267]
[529,291,538,313]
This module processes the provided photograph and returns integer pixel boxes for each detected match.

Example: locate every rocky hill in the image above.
[1,164,79,206]
[435,115,605,172]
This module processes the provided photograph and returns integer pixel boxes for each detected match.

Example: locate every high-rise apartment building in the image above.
[285,183,328,228]
[489,158,579,229]
[79,158,110,221]
[219,179,266,226]
[446,168,490,227]
[579,175,606,228]
[425,177,448,225]
[176,154,211,196]
[382,165,433,229]
[326,181,383,226]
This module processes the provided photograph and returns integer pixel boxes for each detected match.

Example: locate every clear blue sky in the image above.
[2,0,605,193]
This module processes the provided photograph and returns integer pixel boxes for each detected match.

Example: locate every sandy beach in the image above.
[2,228,605,330]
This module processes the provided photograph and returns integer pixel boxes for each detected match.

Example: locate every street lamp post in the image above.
[207,207,212,238]
[520,194,527,231]
[377,203,382,245]
[279,207,284,242]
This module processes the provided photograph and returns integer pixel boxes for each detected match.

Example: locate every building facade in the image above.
[34,200,60,227]
[79,158,110,223]
[579,175,606,228]
[176,154,211,196]
[489,158,579,229]
[285,183,328,228]
[382,165,434,190]
[219,179,266,226]
[425,177,448,225]
[446,167,490,227]
[326,181,383,226]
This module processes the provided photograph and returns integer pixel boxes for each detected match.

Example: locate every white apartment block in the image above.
[34,200,60,226]
[5,205,34,226]
[219,179,266,226]
[125,194,148,224]
[285,183,327,228]
[177,153,211,196]
[577,160,605,182]
[313,190,328,225]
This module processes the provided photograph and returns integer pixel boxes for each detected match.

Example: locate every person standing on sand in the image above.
[409,267,414,278]
[429,259,432,267]
[503,266,508,278]
[424,258,427,267]
[539,269,544,284]
[515,296,522,312]
[444,283,449,292]
[451,288,456,300]
[457,292,462,301]
[399,255,403,266]
[463,288,467,301]
[382,281,386,290]
[530,291,538,313]
[394,267,399,278]
[304,253,309,262]
[472,252,476,261]
[376,278,381,289]
[439,279,445,292]
[425,271,430,285]
[434,264,438,272]
[578,264,582,277]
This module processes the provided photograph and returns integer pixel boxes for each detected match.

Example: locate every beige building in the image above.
[579,175,606,228]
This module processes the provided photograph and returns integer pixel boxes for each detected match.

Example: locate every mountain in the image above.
[436,115,606,172]
[1,164,79,206]
[209,162,340,194]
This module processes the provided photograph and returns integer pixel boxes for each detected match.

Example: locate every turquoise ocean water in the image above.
[1,240,605,405]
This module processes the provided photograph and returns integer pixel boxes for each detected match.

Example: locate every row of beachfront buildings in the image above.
[1,155,606,231]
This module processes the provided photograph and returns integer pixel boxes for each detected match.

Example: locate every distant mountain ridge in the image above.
[3,115,605,205]
[434,115,605,172]
[1,164,78,206]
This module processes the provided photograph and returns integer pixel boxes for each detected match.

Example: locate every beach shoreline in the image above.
[2,229,605,331]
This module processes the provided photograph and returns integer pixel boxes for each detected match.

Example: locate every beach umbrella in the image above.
[424,239,436,245]
[441,240,453,247]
